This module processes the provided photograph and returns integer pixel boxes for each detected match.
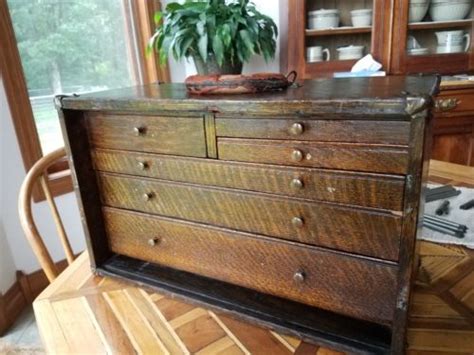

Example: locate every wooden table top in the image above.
[33,161,474,354]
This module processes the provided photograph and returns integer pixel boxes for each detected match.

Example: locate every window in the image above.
[0,0,169,200]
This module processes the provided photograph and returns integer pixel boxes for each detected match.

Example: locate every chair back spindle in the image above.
[18,147,74,282]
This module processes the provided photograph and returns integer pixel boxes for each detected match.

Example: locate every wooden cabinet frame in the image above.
[391,0,474,74]
[281,0,474,77]
[281,0,393,78]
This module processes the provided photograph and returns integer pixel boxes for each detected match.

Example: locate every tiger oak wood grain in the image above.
[218,138,410,174]
[103,207,398,324]
[215,118,411,145]
[98,172,402,260]
[86,112,207,157]
[57,77,439,353]
[92,148,406,211]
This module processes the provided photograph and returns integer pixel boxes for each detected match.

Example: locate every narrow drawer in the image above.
[93,148,405,211]
[218,138,409,174]
[86,113,206,157]
[98,173,402,260]
[216,118,411,145]
[435,90,474,116]
[104,207,398,324]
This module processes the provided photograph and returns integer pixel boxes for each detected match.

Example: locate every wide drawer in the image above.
[218,138,409,174]
[216,118,411,145]
[97,173,402,260]
[103,207,398,324]
[86,113,206,157]
[92,148,405,211]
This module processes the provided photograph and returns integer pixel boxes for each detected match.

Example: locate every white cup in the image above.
[306,46,331,62]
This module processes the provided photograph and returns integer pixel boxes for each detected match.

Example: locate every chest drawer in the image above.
[92,149,405,211]
[216,118,411,145]
[98,173,402,260]
[435,90,474,116]
[218,138,409,174]
[104,207,397,324]
[86,113,206,157]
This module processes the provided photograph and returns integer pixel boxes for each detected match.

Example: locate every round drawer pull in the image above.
[133,126,146,136]
[290,178,304,190]
[143,192,154,201]
[138,161,149,170]
[289,123,304,136]
[148,238,159,247]
[291,149,304,162]
[292,216,304,229]
[293,270,306,284]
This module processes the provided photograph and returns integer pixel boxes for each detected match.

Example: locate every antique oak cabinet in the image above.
[58,76,439,354]
[280,0,474,167]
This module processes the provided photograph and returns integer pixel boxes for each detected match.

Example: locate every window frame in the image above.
[0,0,169,202]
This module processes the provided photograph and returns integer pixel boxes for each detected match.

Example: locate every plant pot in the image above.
[193,54,243,75]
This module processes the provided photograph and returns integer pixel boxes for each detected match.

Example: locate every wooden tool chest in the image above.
[58,76,439,354]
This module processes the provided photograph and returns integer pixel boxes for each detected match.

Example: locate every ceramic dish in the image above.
[308,9,340,30]
[337,45,365,60]
[430,0,471,21]
[407,47,429,55]
[409,0,430,23]
[351,9,372,27]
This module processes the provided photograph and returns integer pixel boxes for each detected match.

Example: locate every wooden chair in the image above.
[18,147,75,282]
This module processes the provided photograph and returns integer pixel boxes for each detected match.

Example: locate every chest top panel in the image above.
[58,76,439,119]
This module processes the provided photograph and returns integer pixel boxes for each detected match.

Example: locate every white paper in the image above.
[351,54,383,73]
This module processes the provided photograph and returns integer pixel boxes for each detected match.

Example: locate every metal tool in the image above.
[460,199,474,210]
[435,200,450,216]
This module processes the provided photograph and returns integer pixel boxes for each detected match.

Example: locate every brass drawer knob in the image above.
[291,149,304,162]
[293,270,305,284]
[292,216,304,229]
[290,178,304,190]
[435,98,459,112]
[289,122,304,136]
[138,161,149,170]
[143,192,154,201]
[133,126,146,136]
[148,238,159,247]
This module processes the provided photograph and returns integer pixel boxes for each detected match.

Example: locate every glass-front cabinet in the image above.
[392,0,474,74]
[282,0,474,77]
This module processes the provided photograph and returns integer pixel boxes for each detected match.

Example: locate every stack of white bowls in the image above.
[308,9,340,30]
[430,0,472,21]
[409,0,430,23]
[351,9,373,27]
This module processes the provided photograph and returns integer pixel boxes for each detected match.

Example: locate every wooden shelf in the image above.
[408,19,473,30]
[306,26,372,37]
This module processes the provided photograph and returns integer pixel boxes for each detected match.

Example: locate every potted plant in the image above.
[148,0,278,75]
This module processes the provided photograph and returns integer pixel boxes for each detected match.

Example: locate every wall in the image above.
[0,0,280,291]
[0,77,85,281]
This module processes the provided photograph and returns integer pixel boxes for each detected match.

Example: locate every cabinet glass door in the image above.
[304,0,379,74]
[393,0,474,74]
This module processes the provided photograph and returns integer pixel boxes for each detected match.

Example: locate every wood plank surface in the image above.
[33,241,474,354]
